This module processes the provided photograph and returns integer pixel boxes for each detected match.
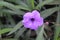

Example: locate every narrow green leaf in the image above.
[16,1,31,10]
[39,0,43,2]
[6,14,16,27]
[56,10,60,24]
[58,38,60,40]
[5,0,30,10]
[41,7,58,18]
[36,0,54,9]
[2,38,17,40]
[36,25,44,40]
[54,25,60,40]
[26,0,35,9]
[0,1,31,11]
[54,10,60,40]
[6,0,28,8]
[36,26,42,34]
[25,30,31,40]
[31,0,35,9]
[15,5,31,11]
[7,21,22,35]
[0,1,18,10]
[14,27,26,39]
[48,0,60,5]
[0,8,4,17]
[2,9,25,15]
[0,28,12,35]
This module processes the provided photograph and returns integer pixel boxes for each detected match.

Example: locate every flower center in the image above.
[30,18,35,22]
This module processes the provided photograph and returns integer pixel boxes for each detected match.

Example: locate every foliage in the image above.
[0,0,60,40]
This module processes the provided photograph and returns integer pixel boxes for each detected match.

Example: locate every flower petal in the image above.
[30,22,39,30]
[32,10,40,17]
[32,10,41,20]
[23,12,33,19]
[37,17,43,26]
[23,21,32,28]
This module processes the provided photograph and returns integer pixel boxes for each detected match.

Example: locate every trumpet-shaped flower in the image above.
[22,10,43,30]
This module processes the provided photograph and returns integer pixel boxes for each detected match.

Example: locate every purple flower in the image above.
[22,10,43,30]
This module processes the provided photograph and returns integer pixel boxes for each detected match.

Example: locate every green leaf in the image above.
[56,11,60,24]
[48,0,60,5]
[0,28,12,35]
[36,25,44,40]
[41,7,58,18]
[7,21,22,35]
[26,0,35,10]
[58,38,60,40]
[2,38,17,40]
[0,1,31,11]
[39,0,43,3]
[54,25,60,40]
[6,14,16,27]
[36,0,54,9]
[2,9,25,15]
[25,30,31,40]
[31,0,35,9]
[5,0,31,11]
[15,5,31,11]
[6,0,28,7]
[0,1,18,10]
[14,27,26,39]
[54,10,60,40]
[36,26,42,34]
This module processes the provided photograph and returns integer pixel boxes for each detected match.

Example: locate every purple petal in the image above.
[22,20,38,30]
[22,21,32,28]
[30,21,39,30]
[23,12,33,19]
[32,10,41,20]
[32,10,40,17]
[37,17,43,26]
